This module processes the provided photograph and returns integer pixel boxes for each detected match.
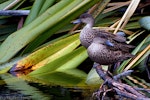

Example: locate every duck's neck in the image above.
[84,18,94,28]
[81,21,94,33]
[80,21,94,48]
[85,23,93,29]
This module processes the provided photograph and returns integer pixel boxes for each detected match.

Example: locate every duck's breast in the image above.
[87,43,120,65]
[80,27,95,48]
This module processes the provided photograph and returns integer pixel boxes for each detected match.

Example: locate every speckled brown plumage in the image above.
[87,37,134,65]
[78,13,129,49]
[76,13,135,65]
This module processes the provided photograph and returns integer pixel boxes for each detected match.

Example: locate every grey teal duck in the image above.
[73,13,134,50]
[73,13,135,65]
[87,37,134,65]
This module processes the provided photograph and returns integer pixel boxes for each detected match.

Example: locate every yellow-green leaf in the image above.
[11,34,80,71]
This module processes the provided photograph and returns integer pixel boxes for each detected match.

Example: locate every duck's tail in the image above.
[124,53,135,59]
[121,44,135,52]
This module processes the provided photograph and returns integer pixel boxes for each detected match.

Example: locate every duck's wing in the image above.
[105,38,135,52]
[93,29,135,52]
[94,36,134,52]
[94,29,126,42]
[91,37,135,64]
[104,39,135,52]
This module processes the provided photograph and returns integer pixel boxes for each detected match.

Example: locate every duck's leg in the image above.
[110,62,133,81]
[93,80,110,100]
[109,62,121,73]
[92,64,107,100]
[93,64,114,100]
[93,62,112,75]
[114,62,121,70]
[93,62,100,68]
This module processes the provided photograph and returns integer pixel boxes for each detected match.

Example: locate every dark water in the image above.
[0,73,96,100]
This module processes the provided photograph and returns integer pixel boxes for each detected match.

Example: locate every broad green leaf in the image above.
[86,68,103,85]
[125,22,140,30]
[34,34,70,50]
[24,0,45,25]
[32,39,80,70]
[0,0,14,10]
[11,34,80,71]
[29,46,88,75]
[28,69,87,86]
[38,0,55,15]
[27,47,88,86]
[0,0,86,64]
[86,65,108,85]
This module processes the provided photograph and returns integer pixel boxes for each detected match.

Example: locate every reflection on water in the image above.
[0,85,31,100]
[0,73,95,100]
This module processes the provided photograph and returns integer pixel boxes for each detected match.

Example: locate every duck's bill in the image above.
[72,19,81,24]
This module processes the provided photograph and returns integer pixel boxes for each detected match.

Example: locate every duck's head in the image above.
[79,13,94,24]
[72,13,94,26]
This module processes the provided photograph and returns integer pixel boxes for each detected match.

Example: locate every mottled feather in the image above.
[78,13,134,51]
[76,13,135,65]
[87,37,134,65]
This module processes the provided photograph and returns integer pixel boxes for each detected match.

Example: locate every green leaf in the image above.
[125,22,140,30]
[38,0,55,15]
[29,46,88,75]
[29,69,87,86]
[0,0,14,10]
[0,0,83,64]
[11,34,80,71]
[24,0,45,25]
[86,68,103,85]
[27,47,88,86]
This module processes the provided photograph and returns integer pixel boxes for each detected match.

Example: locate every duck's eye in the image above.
[82,15,87,18]
[80,15,87,19]
[80,13,90,18]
